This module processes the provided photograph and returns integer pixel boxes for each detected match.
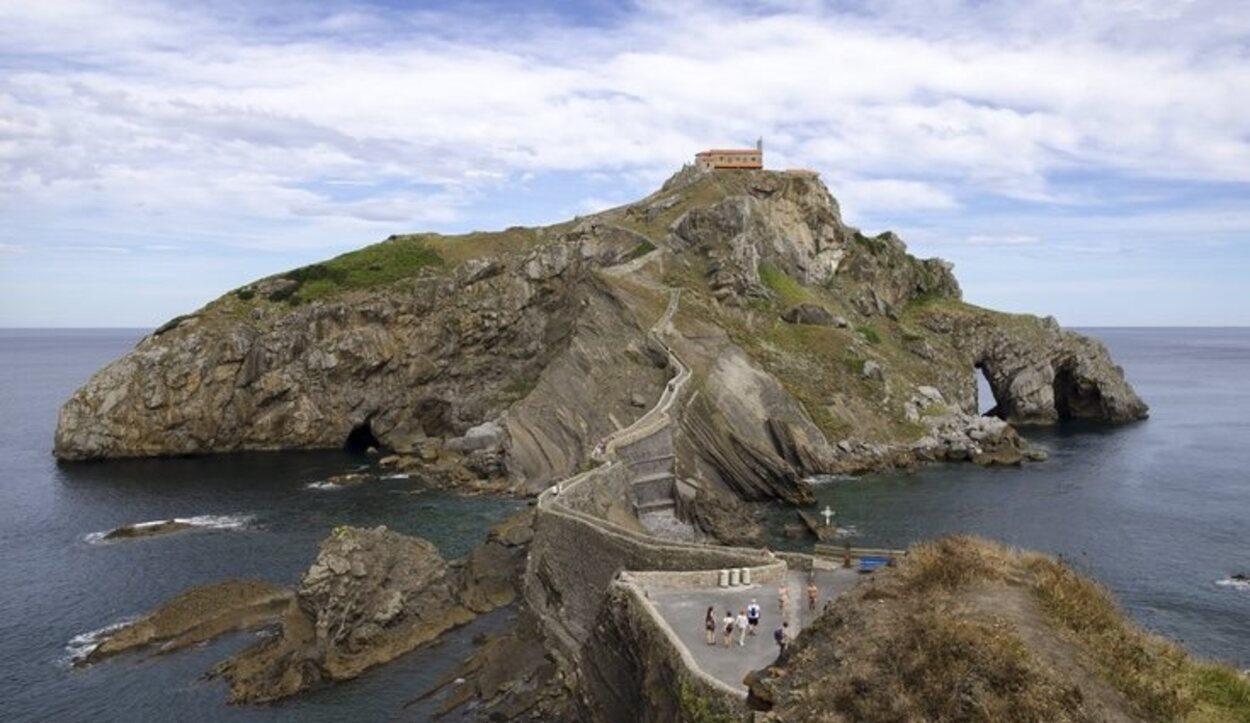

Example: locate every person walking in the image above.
[722,610,735,648]
[704,606,716,646]
[735,608,749,646]
[807,580,819,612]
[778,583,790,619]
[746,599,761,636]
[773,621,790,654]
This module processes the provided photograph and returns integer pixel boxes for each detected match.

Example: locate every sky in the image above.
[1,0,1248,328]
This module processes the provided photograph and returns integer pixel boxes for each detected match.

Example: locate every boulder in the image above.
[212,514,534,704]
[780,304,836,326]
[213,526,475,703]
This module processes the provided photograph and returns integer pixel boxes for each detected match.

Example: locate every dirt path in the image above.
[967,585,1145,723]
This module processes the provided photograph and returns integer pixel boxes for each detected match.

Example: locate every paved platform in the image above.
[644,566,860,692]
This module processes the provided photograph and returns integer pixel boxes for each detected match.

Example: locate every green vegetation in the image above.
[260,236,445,304]
[152,314,197,336]
[677,681,738,723]
[623,239,657,262]
[855,324,881,345]
[757,263,810,308]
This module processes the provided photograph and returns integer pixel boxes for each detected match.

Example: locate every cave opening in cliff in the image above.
[344,422,381,453]
[1053,363,1101,420]
[975,364,1001,417]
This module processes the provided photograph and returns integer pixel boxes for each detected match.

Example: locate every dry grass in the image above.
[1028,556,1250,723]
[764,537,1250,723]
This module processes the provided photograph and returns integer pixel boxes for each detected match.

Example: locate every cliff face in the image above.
[55,168,1147,503]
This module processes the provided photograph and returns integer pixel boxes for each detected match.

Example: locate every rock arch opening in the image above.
[344,421,381,453]
[974,363,1001,417]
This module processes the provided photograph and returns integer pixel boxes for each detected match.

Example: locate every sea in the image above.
[1,327,1247,721]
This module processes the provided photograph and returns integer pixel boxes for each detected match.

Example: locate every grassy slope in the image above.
[768,537,1250,723]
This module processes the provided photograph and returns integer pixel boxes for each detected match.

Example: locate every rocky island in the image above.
[61,166,1245,723]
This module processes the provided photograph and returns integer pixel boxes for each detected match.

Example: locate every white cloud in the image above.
[2,0,1246,246]
[1,0,1248,326]
[833,179,960,217]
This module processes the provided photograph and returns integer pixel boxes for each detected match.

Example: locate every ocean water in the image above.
[0,329,525,722]
[1,329,1247,721]
[767,328,1250,668]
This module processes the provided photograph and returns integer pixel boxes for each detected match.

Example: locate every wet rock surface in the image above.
[100,519,195,541]
[74,579,291,667]
[213,514,532,703]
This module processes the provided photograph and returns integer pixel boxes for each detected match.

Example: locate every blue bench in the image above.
[859,556,891,572]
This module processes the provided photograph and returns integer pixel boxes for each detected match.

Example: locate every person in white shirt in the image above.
[735,609,749,646]
[746,599,761,636]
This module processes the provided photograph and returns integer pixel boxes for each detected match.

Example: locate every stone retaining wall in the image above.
[581,580,750,723]
[526,467,774,651]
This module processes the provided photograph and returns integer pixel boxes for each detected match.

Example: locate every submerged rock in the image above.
[101,519,194,541]
[73,579,291,667]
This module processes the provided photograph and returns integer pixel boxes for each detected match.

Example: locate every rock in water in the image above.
[212,514,532,704]
[101,519,195,540]
[213,526,473,703]
[73,579,291,667]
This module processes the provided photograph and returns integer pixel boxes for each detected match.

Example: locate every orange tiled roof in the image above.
[696,149,760,155]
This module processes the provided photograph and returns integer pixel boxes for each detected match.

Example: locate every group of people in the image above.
[702,580,821,654]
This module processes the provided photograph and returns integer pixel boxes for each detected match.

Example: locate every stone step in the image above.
[625,454,676,477]
[627,454,676,466]
[636,498,677,513]
[631,474,675,506]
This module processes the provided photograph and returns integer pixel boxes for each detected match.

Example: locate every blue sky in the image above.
[1,0,1248,327]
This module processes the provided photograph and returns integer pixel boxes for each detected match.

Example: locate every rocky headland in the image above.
[60,166,1165,719]
[56,168,1145,510]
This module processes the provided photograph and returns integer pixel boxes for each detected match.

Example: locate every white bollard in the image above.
[740,567,752,586]
[718,569,730,588]
[729,568,741,586]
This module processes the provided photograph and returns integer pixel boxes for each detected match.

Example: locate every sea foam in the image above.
[83,513,254,543]
[63,617,137,666]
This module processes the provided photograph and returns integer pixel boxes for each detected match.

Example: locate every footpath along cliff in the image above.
[56,168,1147,526]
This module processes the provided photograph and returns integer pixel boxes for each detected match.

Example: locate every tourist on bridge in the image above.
[735,608,749,646]
[722,610,735,648]
[746,599,761,635]
[704,606,716,646]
